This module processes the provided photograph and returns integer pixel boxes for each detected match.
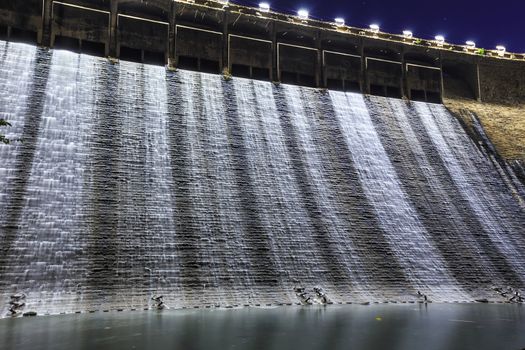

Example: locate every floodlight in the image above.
[435,35,445,45]
[403,30,413,39]
[297,9,309,20]
[259,2,270,12]
[496,45,506,56]
[335,18,345,27]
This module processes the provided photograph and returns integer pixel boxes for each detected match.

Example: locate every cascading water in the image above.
[0,42,524,316]
[329,92,468,300]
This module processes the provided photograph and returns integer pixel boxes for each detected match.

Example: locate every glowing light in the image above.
[402,30,413,39]
[297,9,309,20]
[465,41,476,49]
[218,0,229,4]
[496,45,506,56]
[259,2,270,12]
[435,35,445,45]
[369,24,380,33]
[334,18,345,27]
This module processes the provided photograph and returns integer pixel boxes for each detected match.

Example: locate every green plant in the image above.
[414,39,422,45]
[476,48,486,56]
[222,68,232,81]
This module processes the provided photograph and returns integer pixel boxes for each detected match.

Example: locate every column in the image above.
[168,1,177,68]
[108,0,118,57]
[39,0,53,47]
[316,30,325,88]
[221,10,229,73]
[271,21,278,82]
[360,40,368,94]
[401,47,409,99]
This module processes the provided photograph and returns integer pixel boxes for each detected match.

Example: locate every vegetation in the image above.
[476,48,486,56]
[222,68,232,81]
[0,118,11,144]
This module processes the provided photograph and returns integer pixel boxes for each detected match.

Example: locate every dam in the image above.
[0,0,525,317]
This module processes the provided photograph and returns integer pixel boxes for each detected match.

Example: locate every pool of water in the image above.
[1,304,524,350]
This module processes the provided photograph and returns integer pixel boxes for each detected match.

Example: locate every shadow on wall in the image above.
[442,62,478,100]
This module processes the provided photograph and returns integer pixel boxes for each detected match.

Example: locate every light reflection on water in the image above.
[1,304,524,350]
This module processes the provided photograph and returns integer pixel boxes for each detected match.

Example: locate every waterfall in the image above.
[0,42,37,219]
[329,92,468,301]
[1,41,524,315]
[415,102,525,284]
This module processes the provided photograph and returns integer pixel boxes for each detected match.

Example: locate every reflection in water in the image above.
[0,305,524,350]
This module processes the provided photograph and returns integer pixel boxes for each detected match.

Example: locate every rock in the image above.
[22,311,37,317]
[475,298,489,303]
[10,293,26,300]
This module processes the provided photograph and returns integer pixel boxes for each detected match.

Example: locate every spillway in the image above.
[0,42,524,316]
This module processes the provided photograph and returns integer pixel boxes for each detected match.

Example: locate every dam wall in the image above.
[1,0,524,316]
[1,0,525,105]
[0,40,525,316]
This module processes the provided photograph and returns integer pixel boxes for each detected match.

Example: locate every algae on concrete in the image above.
[445,98,525,163]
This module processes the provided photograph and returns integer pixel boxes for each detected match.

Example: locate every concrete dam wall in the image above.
[0,41,524,316]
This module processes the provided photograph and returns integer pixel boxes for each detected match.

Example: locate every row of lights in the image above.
[249,2,509,57]
[389,26,506,56]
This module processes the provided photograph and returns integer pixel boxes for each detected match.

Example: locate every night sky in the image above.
[238,0,524,52]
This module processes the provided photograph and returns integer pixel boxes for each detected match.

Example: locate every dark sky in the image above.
[238,0,524,52]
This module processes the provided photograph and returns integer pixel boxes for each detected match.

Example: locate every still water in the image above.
[1,304,524,350]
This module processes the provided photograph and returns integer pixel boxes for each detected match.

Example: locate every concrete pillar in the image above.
[271,21,278,82]
[475,59,482,102]
[401,48,409,99]
[360,40,368,94]
[108,0,118,57]
[168,1,177,68]
[438,52,444,102]
[221,11,229,73]
[316,30,325,88]
[39,0,53,47]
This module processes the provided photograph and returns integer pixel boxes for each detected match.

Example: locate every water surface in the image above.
[1,304,524,350]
